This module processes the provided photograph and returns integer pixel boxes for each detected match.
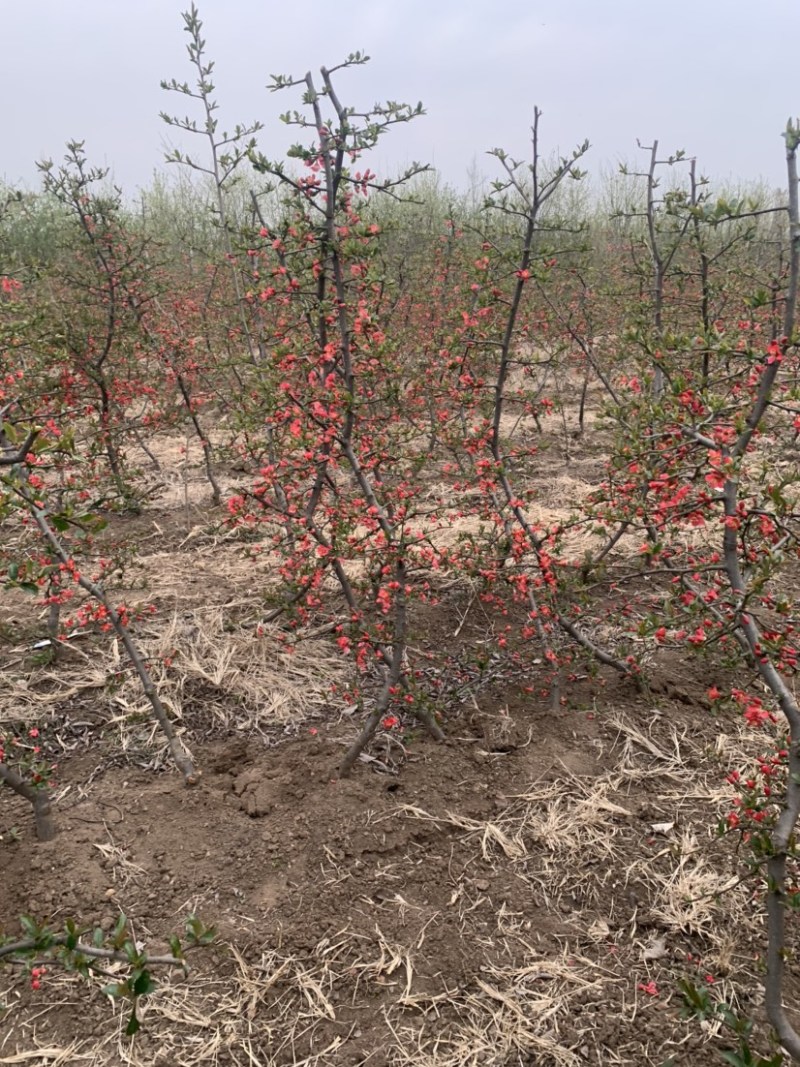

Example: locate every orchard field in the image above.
[3,8,800,1065]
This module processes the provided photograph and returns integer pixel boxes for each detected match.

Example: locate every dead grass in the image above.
[0,610,346,767]
[0,930,601,1067]
[391,770,632,905]
[145,607,347,732]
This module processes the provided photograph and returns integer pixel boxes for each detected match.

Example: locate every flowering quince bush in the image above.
[1,391,202,1027]
[422,116,642,699]
[0,410,205,1025]
[580,123,800,1058]
[217,58,459,774]
[0,383,197,791]
[0,158,201,825]
[0,421,198,793]
[218,75,628,771]
[30,144,168,508]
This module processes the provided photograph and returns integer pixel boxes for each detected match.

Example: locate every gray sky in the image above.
[3,0,799,198]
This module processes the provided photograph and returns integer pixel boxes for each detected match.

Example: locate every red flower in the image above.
[765,340,783,364]
[744,703,770,728]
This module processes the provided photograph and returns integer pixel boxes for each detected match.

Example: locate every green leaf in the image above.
[132,970,157,997]
[64,920,79,951]
[125,1006,141,1036]
[185,915,216,945]
[720,1054,745,1067]
[19,916,38,939]
[77,513,107,532]
[112,912,128,944]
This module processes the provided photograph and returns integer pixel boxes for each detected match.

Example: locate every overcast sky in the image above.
[2,0,799,200]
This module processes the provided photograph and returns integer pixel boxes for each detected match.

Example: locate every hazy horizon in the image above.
[2,0,799,199]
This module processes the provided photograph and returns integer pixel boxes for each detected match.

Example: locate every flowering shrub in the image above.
[2,5,800,1057]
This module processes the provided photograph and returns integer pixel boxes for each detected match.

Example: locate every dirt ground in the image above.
[0,410,792,1066]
